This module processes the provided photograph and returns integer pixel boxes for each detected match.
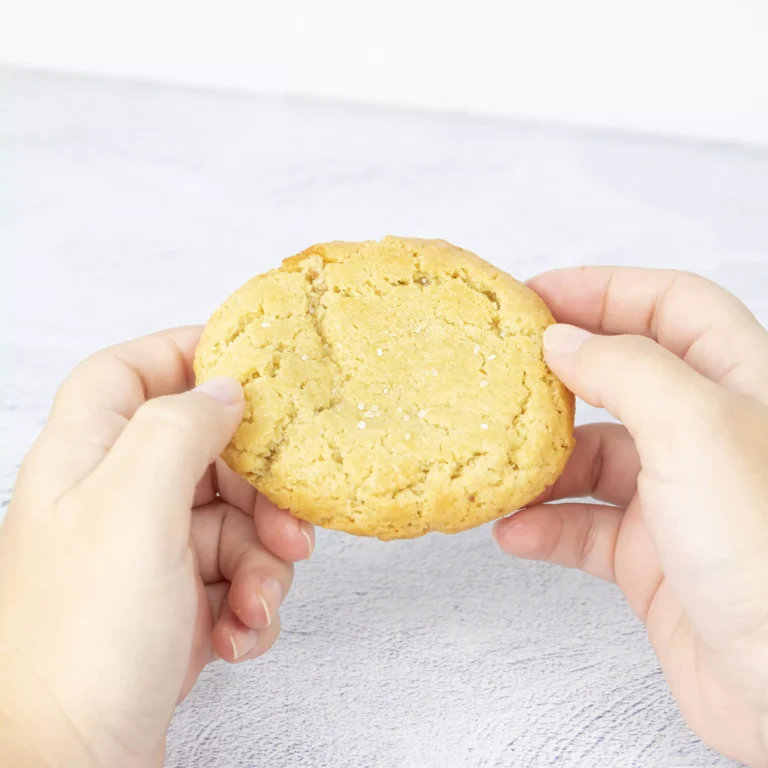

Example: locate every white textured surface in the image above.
[2,70,768,767]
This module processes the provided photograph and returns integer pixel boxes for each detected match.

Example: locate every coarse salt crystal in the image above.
[261,321,271,328]
[377,348,383,356]
[404,433,411,440]
[481,423,488,430]
[488,354,496,360]
[418,409,427,418]
[301,354,308,361]
[357,421,366,429]
[474,344,480,354]
[480,380,488,388]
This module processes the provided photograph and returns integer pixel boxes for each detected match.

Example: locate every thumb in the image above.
[543,325,719,464]
[83,376,244,521]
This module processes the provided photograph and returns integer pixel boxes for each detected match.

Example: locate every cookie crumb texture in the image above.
[194,237,574,539]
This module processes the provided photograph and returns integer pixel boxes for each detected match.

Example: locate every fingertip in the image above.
[524,268,574,296]
[213,612,281,663]
[299,523,315,560]
[493,511,549,559]
[229,574,284,630]
[543,324,594,356]
[229,590,269,631]
[254,495,315,562]
[229,621,260,662]
[524,269,556,289]
[212,612,259,662]
[193,376,244,407]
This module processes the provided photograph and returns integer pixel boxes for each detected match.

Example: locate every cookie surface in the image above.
[194,237,574,539]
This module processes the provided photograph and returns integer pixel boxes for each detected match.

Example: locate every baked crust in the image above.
[194,236,575,539]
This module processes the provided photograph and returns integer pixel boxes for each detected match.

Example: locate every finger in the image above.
[494,503,623,582]
[26,327,204,501]
[254,494,315,563]
[51,326,202,422]
[205,581,229,642]
[178,579,229,701]
[80,379,244,547]
[613,501,663,623]
[215,458,257,515]
[535,423,639,508]
[529,267,768,397]
[542,326,719,470]
[215,460,314,562]
[191,500,292,628]
[16,409,128,507]
[212,601,282,663]
[193,464,217,508]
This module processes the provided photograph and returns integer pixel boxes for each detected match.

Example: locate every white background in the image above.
[1,0,768,145]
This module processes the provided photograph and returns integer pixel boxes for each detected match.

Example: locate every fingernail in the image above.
[258,577,283,627]
[194,376,243,405]
[492,520,516,547]
[299,523,314,559]
[543,324,592,355]
[229,627,259,660]
[494,519,540,557]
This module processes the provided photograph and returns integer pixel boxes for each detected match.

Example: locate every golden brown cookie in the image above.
[194,237,574,539]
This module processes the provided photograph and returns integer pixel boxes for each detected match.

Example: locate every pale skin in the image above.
[0,328,315,767]
[1,268,767,766]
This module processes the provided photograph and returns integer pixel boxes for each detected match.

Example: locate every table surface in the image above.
[2,69,768,768]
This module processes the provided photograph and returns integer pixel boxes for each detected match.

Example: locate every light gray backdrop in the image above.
[3,70,767,767]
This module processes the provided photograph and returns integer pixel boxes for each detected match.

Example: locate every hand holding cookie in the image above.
[494,267,768,766]
[0,328,313,767]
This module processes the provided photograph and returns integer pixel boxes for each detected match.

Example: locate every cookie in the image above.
[194,237,574,539]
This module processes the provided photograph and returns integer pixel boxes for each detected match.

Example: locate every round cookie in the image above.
[194,237,574,540]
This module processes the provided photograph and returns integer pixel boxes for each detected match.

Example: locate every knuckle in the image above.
[540,512,566,563]
[670,270,748,315]
[663,269,712,297]
[589,437,605,497]
[70,351,126,384]
[667,268,705,287]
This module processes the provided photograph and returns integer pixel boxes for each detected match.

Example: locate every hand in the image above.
[0,327,314,768]
[493,267,768,766]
